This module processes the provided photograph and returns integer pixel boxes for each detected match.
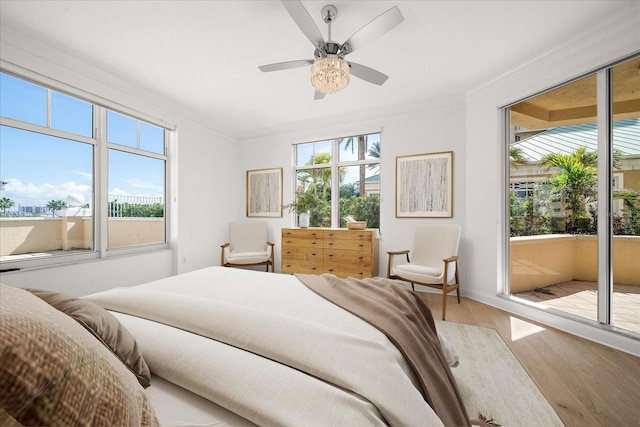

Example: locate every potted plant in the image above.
[285,192,318,228]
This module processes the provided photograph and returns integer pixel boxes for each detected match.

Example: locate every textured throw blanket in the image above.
[297,273,471,427]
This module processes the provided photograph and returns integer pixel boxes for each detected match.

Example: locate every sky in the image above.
[0,72,164,211]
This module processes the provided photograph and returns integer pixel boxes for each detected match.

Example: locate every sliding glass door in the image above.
[506,55,639,335]
[611,59,640,332]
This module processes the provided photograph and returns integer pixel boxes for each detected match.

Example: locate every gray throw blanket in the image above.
[296,274,471,427]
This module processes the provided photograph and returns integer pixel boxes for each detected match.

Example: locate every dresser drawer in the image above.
[281,261,323,275]
[323,239,371,251]
[282,237,322,249]
[282,228,322,239]
[282,246,323,262]
[323,230,372,241]
[324,250,371,264]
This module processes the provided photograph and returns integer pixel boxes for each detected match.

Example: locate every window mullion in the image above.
[46,89,51,128]
[330,138,340,227]
[596,69,613,325]
[95,106,109,257]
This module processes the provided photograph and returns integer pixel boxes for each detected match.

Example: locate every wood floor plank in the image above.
[419,293,640,426]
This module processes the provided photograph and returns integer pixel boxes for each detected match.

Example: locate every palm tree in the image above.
[0,197,14,216]
[340,136,379,195]
[539,147,597,230]
[367,140,380,173]
[614,190,640,233]
[46,199,68,217]
[510,147,527,167]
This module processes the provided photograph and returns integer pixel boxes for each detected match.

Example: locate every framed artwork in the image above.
[246,167,283,217]
[396,151,453,218]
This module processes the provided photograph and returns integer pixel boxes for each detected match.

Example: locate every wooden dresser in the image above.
[281,228,379,279]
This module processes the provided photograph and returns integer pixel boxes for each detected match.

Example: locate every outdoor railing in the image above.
[510,234,640,292]
[0,216,164,256]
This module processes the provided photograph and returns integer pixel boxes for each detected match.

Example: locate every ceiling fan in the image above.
[259,1,404,100]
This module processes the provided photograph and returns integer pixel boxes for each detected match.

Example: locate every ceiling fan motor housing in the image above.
[315,41,342,59]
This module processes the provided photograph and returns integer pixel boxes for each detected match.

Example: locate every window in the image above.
[292,132,380,228]
[106,110,166,248]
[0,70,170,268]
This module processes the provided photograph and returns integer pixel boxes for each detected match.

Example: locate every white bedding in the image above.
[145,375,257,427]
[86,267,445,427]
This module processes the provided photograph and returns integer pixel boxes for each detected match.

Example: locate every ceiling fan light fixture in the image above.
[311,55,350,94]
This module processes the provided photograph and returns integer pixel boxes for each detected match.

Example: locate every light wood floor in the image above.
[419,293,640,427]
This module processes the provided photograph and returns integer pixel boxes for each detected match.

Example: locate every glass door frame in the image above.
[501,56,638,335]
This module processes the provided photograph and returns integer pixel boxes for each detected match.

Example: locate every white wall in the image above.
[0,25,241,295]
[464,4,640,355]
[174,120,243,275]
[1,3,638,354]
[239,94,467,280]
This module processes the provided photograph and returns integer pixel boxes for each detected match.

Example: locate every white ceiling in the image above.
[0,1,630,141]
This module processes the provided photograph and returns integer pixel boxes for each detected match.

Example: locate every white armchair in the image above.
[220,221,275,272]
[387,224,461,320]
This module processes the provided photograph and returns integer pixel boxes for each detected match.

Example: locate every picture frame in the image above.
[396,151,453,218]
[246,167,283,217]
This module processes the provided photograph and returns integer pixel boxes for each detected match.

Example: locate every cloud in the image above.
[1,179,92,206]
[124,178,163,193]
[74,170,93,181]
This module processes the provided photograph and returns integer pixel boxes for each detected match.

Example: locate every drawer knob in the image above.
[328,254,333,257]
[311,267,316,271]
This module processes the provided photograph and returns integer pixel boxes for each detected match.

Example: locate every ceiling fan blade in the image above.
[340,6,403,55]
[281,0,325,48]
[259,59,314,72]
[314,90,325,100]
[348,62,389,86]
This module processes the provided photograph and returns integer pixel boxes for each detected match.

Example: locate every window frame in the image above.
[292,132,381,228]
[0,64,173,270]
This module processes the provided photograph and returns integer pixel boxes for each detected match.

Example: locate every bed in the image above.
[1,266,471,426]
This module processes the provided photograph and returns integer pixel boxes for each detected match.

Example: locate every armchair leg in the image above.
[441,289,447,321]
[411,282,415,292]
[455,266,461,303]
